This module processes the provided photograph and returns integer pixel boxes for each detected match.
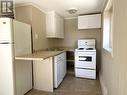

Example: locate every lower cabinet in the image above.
[15,60,32,95]
[33,57,53,92]
[32,52,66,91]
[54,52,66,88]
[54,60,63,88]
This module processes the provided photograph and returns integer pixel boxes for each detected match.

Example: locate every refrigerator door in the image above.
[13,20,32,56]
[0,44,15,95]
[13,20,32,95]
[0,18,14,43]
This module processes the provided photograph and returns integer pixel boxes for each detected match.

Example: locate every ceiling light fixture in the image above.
[67,8,78,14]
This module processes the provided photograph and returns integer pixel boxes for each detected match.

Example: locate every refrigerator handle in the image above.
[0,42,14,44]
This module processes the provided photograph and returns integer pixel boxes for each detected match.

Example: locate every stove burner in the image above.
[78,48,84,50]
[86,48,94,50]
[78,48,94,50]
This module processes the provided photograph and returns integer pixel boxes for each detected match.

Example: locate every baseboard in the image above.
[99,73,108,95]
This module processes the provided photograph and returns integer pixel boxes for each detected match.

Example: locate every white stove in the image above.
[75,39,96,79]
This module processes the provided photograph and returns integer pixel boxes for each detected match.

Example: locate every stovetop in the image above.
[76,39,96,52]
[75,48,96,52]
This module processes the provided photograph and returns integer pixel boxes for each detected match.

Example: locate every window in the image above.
[0,1,14,18]
[103,0,113,53]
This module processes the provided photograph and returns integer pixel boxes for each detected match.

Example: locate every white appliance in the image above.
[14,20,33,95]
[75,39,96,79]
[0,18,32,95]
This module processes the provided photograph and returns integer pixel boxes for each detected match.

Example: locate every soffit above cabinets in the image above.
[15,0,107,18]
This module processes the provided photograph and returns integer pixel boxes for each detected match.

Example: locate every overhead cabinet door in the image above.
[46,11,64,38]
[78,14,101,29]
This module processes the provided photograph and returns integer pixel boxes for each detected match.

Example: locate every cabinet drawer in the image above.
[54,52,66,63]
[75,68,96,79]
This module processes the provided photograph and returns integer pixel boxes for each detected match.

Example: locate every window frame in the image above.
[103,0,113,56]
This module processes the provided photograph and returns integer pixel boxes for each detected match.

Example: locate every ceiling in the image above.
[15,0,107,18]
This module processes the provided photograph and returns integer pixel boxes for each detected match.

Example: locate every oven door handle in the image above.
[79,60,87,61]
[78,58,87,61]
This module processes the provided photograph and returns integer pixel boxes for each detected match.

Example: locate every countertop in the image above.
[15,50,66,61]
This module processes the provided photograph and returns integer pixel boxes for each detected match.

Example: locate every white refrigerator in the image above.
[0,18,32,95]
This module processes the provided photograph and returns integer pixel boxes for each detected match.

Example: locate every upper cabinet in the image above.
[46,11,64,38]
[78,14,101,29]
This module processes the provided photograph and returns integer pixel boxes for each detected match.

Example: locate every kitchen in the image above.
[0,0,127,95]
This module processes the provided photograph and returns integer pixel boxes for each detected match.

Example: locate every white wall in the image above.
[100,0,127,95]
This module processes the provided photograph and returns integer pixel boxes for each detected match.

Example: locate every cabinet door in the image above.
[46,12,55,38]
[14,21,32,95]
[55,61,63,88]
[78,15,89,29]
[33,57,53,92]
[14,20,32,56]
[55,14,64,38]
[54,52,66,88]
[46,11,64,38]
[78,14,101,29]
[87,14,101,29]
[62,52,66,77]
[54,57,63,88]
[60,52,66,78]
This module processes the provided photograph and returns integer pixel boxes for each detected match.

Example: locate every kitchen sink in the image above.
[45,48,65,51]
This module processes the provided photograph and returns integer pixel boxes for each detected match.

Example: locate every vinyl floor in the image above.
[26,71,102,95]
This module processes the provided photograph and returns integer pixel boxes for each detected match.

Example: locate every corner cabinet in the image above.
[78,14,101,29]
[46,11,64,38]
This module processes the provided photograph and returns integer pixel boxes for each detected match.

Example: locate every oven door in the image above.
[75,51,96,69]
